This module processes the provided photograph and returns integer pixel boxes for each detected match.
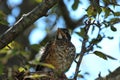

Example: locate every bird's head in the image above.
[56,28,71,41]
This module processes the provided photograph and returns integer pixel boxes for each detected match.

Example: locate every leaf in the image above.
[38,62,55,70]
[72,0,80,10]
[96,45,102,49]
[18,67,26,72]
[29,61,55,70]
[91,39,98,44]
[87,5,97,17]
[114,12,120,16]
[102,7,110,18]
[79,28,85,37]
[77,74,84,78]
[97,34,103,40]
[94,51,107,60]
[110,18,120,25]
[107,36,114,39]
[35,0,42,3]
[102,0,110,6]
[91,34,103,44]
[111,0,119,7]
[24,74,49,79]
[87,4,102,17]
[94,51,117,60]
[110,26,117,32]
[75,28,88,39]
[96,5,102,14]
[106,55,117,60]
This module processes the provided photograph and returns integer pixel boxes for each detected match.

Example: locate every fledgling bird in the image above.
[36,28,75,79]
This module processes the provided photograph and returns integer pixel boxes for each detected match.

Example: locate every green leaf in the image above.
[96,6,102,14]
[97,34,102,40]
[29,61,55,70]
[94,51,117,60]
[79,28,85,37]
[107,36,114,39]
[35,0,42,3]
[111,0,119,7]
[91,39,98,44]
[87,5,97,17]
[91,34,103,44]
[96,45,102,49]
[18,67,26,72]
[102,0,110,5]
[106,55,117,60]
[102,7,110,18]
[114,12,120,16]
[86,4,102,17]
[77,74,84,78]
[94,51,107,60]
[110,18,120,25]
[72,0,80,10]
[37,62,55,70]
[102,0,119,6]
[75,28,88,39]
[110,26,117,32]
[24,74,49,79]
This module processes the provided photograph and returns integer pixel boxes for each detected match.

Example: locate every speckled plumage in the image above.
[36,28,75,78]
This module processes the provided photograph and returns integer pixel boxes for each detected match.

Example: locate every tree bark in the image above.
[96,67,120,80]
[0,0,59,49]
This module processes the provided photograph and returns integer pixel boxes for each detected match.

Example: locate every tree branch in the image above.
[96,67,120,80]
[0,0,59,49]
[58,0,86,30]
[74,19,92,80]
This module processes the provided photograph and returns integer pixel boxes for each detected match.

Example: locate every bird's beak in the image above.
[57,28,63,39]
[57,28,67,39]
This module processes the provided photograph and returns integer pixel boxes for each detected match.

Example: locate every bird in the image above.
[36,28,75,79]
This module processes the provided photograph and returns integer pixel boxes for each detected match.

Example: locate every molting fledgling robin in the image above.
[36,28,75,79]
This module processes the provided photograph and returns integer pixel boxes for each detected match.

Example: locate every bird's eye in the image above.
[64,30,68,33]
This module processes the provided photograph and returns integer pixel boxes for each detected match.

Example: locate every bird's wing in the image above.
[39,40,54,62]
[36,40,54,71]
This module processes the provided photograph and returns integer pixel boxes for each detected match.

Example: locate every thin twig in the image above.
[74,19,92,80]
[74,39,87,80]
